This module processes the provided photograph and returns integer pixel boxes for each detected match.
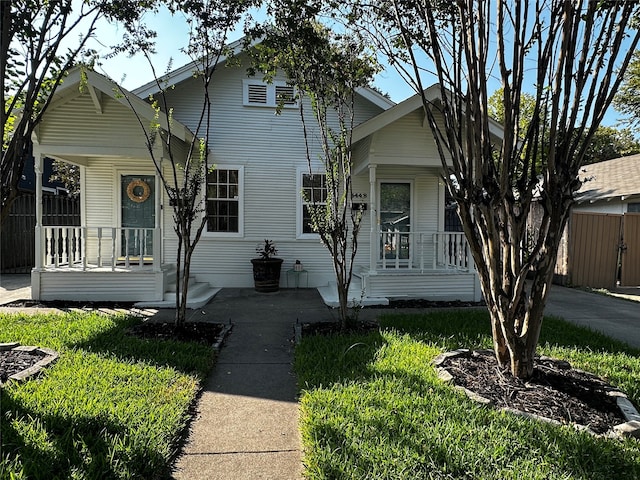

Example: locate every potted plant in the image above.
[251,239,284,293]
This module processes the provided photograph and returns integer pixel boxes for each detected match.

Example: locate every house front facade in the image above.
[30,47,482,307]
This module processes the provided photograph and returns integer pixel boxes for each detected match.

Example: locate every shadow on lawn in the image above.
[378,309,640,356]
[0,393,168,479]
[297,311,640,479]
[71,315,215,378]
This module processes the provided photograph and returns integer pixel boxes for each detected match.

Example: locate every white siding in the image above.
[39,93,151,151]
[37,270,164,301]
[366,271,479,301]
[370,110,443,167]
[154,58,384,288]
[573,200,626,215]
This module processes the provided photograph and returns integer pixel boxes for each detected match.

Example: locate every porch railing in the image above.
[37,226,161,271]
[378,231,473,272]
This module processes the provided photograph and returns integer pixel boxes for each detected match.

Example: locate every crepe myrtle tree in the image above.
[352,0,640,378]
[117,0,258,326]
[250,1,378,328]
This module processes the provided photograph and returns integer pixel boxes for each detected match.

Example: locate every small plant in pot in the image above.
[251,239,284,293]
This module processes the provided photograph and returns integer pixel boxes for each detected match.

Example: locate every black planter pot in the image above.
[251,258,284,293]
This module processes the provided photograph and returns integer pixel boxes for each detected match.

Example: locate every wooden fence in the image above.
[1,193,80,273]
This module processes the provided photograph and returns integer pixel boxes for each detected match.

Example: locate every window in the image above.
[206,168,242,234]
[629,203,640,213]
[243,80,297,108]
[301,173,327,234]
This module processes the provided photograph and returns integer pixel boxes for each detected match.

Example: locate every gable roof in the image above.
[132,37,395,111]
[575,155,640,204]
[353,84,503,143]
[51,67,194,143]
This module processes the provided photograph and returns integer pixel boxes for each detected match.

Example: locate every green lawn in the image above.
[0,310,215,479]
[295,310,640,479]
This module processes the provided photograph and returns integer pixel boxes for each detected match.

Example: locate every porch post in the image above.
[33,153,43,271]
[368,163,377,274]
[31,152,44,300]
[153,159,162,272]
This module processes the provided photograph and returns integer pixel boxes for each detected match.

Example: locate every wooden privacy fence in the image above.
[569,212,640,289]
[1,193,80,273]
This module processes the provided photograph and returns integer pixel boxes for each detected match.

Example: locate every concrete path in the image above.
[545,285,640,349]
[168,288,334,480]
[2,273,640,479]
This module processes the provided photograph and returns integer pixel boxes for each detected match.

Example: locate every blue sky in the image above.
[91,6,416,102]
[89,6,628,127]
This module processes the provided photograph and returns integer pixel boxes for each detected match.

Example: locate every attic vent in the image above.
[247,84,268,104]
[275,85,296,105]
[243,80,298,108]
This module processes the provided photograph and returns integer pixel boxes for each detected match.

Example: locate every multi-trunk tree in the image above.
[352,0,640,378]
[117,0,258,326]
[253,0,378,328]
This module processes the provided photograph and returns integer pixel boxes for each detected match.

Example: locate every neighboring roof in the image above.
[52,67,194,143]
[352,84,503,143]
[132,37,395,111]
[575,155,640,204]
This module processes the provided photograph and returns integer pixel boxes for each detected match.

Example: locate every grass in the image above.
[295,309,640,479]
[0,310,215,479]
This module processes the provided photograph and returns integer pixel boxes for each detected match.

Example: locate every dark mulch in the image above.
[0,349,48,383]
[2,299,136,309]
[300,320,628,435]
[375,299,486,309]
[127,321,226,345]
[301,320,380,336]
[441,349,627,434]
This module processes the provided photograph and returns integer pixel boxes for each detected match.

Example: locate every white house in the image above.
[29,45,485,307]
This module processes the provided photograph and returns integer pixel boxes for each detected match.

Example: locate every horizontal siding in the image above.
[370,110,447,167]
[40,94,151,149]
[367,271,478,301]
[155,56,382,289]
[38,270,163,301]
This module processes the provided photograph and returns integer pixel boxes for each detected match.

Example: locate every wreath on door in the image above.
[126,179,151,203]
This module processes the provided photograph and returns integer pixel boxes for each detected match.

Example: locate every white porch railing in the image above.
[378,231,473,272]
[37,226,161,271]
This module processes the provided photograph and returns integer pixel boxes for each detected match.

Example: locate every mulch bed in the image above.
[0,349,48,383]
[374,299,486,309]
[439,350,627,434]
[301,319,629,435]
[2,300,136,309]
[127,321,225,345]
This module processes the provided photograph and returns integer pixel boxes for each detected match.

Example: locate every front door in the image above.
[379,182,411,263]
[121,175,155,259]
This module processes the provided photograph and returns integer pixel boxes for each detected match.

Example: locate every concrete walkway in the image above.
[166,288,337,480]
[1,274,640,478]
[545,285,640,349]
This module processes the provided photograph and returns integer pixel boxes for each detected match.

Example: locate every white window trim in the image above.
[242,79,298,108]
[297,167,326,239]
[204,165,244,238]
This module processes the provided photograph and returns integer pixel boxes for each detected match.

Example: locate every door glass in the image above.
[121,175,155,258]
[380,183,411,260]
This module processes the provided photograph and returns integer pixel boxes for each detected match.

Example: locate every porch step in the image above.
[134,266,220,309]
[317,277,389,308]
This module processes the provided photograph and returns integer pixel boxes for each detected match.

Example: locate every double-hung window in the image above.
[206,167,243,235]
[300,172,327,236]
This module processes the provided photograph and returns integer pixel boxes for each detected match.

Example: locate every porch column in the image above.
[33,153,43,271]
[32,152,44,300]
[368,163,377,274]
[153,158,162,272]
